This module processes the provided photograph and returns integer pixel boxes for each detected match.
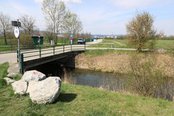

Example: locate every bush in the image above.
[128,53,174,100]
[20,33,35,49]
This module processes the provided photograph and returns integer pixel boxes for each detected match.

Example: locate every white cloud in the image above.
[63,0,82,4]
[109,0,159,9]
[34,0,43,4]
[34,0,82,4]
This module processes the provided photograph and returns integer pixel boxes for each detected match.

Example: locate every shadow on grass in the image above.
[56,93,77,103]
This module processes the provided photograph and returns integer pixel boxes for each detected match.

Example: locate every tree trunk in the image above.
[3,29,7,45]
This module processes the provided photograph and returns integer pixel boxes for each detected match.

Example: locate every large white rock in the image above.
[4,77,15,85]
[12,80,28,95]
[7,73,18,79]
[22,70,46,82]
[28,77,61,104]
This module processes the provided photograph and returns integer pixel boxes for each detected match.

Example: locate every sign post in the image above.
[12,19,21,63]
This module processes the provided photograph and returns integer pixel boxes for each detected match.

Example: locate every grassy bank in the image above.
[0,62,174,115]
[0,83,174,115]
[76,51,174,76]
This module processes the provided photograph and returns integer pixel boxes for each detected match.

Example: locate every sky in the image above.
[0,0,174,35]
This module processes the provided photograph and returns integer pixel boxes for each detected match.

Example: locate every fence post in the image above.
[19,53,24,74]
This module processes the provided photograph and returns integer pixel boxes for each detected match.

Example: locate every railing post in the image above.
[71,44,72,51]
[63,45,65,53]
[84,43,86,51]
[53,45,55,55]
[39,46,41,58]
[19,53,24,74]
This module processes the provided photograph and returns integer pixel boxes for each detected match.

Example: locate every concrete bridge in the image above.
[19,44,86,74]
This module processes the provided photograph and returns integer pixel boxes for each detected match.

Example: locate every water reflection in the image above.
[64,69,127,92]
[63,68,174,101]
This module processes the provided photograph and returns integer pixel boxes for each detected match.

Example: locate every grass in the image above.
[0,63,9,88]
[155,40,174,49]
[90,39,132,48]
[0,62,9,79]
[90,38,174,50]
[0,63,174,115]
[0,83,174,115]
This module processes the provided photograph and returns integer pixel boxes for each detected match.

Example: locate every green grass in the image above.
[0,63,9,88]
[90,39,174,50]
[0,63,9,79]
[0,63,174,115]
[0,83,174,115]
[85,49,136,57]
[155,40,174,49]
[90,39,132,48]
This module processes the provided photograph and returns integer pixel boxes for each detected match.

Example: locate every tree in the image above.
[0,13,11,45]
[20,15,35,35]
[63,11,82,37]
[126,12,156,52]
[42,0,66,43]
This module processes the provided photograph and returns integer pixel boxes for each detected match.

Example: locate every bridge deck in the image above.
[19,45,86,73]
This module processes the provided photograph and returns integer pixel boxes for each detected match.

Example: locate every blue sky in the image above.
[0,0,174,35]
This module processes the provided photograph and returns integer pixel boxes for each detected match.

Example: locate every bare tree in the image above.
[127,11,156,52]
[0,12,11,45]
[20,15,35,35]
[63,11,83,37]
[42,0,66,43]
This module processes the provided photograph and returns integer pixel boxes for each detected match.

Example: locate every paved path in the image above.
[0,52,17,63]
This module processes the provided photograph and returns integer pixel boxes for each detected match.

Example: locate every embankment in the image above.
[75,52,174,77]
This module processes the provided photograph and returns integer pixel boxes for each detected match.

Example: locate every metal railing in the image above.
[18,44,86,73]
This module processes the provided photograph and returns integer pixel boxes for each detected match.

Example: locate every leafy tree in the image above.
[42,0,66,43]
[0,13,11,45]
[63,11,83,38]
[127,12,156,52]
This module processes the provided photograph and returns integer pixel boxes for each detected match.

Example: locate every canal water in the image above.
[64,69,127,92]
[30,61,174,101]
[63,68,174,101]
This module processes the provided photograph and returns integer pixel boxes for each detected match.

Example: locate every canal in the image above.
[64,69,127,92]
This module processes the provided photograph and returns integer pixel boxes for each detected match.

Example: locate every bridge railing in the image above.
[18,44,86,73]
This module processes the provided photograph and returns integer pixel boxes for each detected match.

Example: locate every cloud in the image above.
[63,0,82,4]
[34,0,82,4]
[34,0,43,4]
[109,0,159,9]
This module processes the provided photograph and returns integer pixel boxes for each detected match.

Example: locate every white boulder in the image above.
[12,80,28,95]
[28,77,61,104]
[4,77,15,85]
[7,73,18,79]
[22,70,46,82]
